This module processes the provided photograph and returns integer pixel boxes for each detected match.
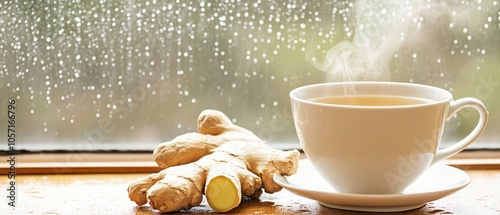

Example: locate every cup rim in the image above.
[290,81,453,109]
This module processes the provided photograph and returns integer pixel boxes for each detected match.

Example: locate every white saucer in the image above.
[273,159,470,212]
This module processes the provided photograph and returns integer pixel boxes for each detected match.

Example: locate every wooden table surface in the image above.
[1,168,500,215]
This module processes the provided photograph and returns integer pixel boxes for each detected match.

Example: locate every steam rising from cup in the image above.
[309,0,430,94]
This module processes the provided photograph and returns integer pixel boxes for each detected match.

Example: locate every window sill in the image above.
[1,150,500,175]
[2,151,500,214]
[0,153,161,174]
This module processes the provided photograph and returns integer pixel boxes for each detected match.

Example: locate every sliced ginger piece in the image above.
[205,169,241,212]
[206,175,240,212]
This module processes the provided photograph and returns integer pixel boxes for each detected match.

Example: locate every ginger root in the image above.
[127,109,300,213]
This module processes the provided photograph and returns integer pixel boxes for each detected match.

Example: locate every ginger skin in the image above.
[127,109,300,213]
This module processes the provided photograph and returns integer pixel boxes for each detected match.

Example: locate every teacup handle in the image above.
[431,98,489,165]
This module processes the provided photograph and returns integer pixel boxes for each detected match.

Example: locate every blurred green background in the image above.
[0,0,498,149]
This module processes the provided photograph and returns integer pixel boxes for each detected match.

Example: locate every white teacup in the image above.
[290,82,488,194]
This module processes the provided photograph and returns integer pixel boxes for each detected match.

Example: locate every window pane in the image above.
[0,0,498,149]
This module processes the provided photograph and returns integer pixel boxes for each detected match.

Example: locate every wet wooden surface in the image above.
[1,169,499,215]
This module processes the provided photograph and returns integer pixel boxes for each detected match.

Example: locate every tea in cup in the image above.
[290,81,488,194]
